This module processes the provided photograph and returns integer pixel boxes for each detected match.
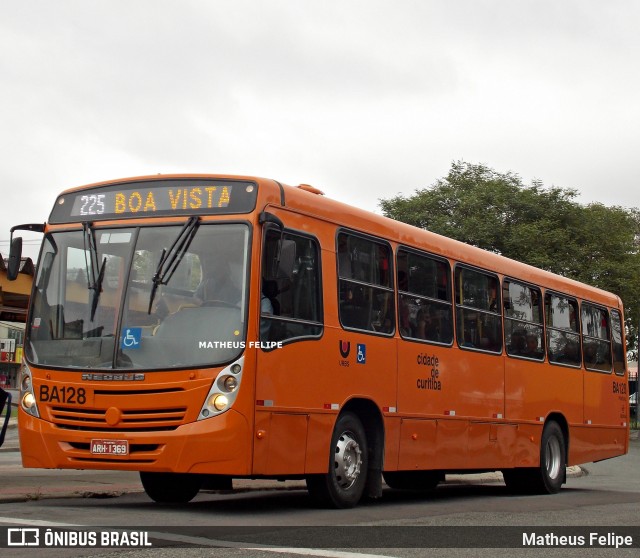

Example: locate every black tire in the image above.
[306,412,368,508]
[383,470,441,491]
[503,421,566,495]
[537,421,566,493]
[140,472,202,503]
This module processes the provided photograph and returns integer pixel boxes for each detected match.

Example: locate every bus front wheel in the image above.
[140,471,202,503]
[306,412,368,508]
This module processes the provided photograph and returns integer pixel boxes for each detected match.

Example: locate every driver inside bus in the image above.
[196,260,242,307]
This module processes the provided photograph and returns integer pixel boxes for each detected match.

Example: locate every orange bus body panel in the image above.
[16,174,628,484]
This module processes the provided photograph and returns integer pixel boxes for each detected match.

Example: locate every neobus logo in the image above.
[339,341,351,358]
[81,373,145,381]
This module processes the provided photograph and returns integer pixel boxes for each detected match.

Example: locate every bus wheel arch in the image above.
[503,414,568,494]
[539,415,568,492]
[546,413,569,475]
[306,399,384,508]
[342,398,385,500]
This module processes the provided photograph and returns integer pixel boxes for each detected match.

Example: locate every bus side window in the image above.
[581,303,612,373]
[546,293,581,367]
[397,248,452,345]
[503,279,545,361]
[337,232,394,335]
[455,267,502,354]
[261,230,323,344]
[610,309,626,375]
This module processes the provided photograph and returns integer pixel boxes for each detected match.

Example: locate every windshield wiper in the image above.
[82,222,107,322]
[148,216,200,314]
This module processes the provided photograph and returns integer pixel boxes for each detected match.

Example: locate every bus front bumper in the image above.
[18,409,251,475]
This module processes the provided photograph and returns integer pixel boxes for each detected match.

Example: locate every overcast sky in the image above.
[1,0,639,259]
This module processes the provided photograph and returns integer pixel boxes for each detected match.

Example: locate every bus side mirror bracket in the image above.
[258,211,284,230]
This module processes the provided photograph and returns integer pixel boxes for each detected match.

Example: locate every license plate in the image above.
[90,439,129,456]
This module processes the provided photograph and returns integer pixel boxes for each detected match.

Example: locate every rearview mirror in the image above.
[264,239,296,281]
[7,237,22,281]
[6,223,45,281]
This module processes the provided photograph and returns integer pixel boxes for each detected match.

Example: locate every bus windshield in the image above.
[26,222,250,370]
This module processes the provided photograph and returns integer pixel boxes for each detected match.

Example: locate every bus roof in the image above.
[54,173,622,309]
[277,180,622,309]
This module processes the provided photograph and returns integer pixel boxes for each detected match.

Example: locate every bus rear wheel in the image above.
[537,421,566,493]
[306,412,368,508]
[140,472,202,503]
[503,421,566,494]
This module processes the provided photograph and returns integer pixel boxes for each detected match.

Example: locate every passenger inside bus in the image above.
[554,339,581,365]
[583,340,611,370]
[196,260,242,307]
[399,299,412,337]
[508,329,527,356]
[525,333,544,359]
[262,279,279,315]
[260,281,274,339]
[415,308,429,339]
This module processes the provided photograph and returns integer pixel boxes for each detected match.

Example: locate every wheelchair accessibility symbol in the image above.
[121,327,142,350]
[356,343,366,364]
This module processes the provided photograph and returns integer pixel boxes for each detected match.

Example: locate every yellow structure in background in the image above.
[0,253,33,387]
[0,254,34,322]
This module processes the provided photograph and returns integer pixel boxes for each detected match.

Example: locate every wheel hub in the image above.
[334,431,362,489]
[545,436,562,480]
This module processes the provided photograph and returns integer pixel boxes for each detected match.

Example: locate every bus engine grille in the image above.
[50,406,188,432]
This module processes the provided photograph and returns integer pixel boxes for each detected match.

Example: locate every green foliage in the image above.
[379,161,640,356]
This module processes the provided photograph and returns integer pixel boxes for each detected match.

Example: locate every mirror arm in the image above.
[258,211,284,230]
[6,223,45,281]
[10,223,45,240]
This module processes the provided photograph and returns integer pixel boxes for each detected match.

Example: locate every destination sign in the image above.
[48,179,258,224]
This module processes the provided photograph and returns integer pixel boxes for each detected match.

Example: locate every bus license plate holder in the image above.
[90,439,129,456]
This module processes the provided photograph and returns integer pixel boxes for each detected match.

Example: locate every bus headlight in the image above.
[21,374,31,392]
[19,363,40,418]
[199,357,244,420]
[22,392,37,409]
[222,376,238,392]
[211,394,229,411]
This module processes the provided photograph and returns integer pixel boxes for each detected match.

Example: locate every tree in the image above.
[379,161,640,358]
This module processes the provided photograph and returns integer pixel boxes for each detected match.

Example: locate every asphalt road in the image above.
[1,422,639,558]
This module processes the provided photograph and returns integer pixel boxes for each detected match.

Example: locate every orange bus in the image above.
[7,174,629,507]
